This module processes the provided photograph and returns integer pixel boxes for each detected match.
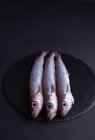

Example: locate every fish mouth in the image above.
[59,110,69,117]
[31,110,41,118]
[47,112,56,120]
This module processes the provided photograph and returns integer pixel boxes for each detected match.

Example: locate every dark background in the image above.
[0,1,95,140]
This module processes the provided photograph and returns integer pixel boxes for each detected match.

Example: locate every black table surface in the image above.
[0,1,95,140]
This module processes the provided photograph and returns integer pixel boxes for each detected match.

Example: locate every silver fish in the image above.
[29,51,47,118]
[55,52,74,117]
[43,52,58,120]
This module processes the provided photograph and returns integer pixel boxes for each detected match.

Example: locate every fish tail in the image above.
[41,50,49,57]
[50,52,55,57]
[54,50,61,58]
[44,51,55,60]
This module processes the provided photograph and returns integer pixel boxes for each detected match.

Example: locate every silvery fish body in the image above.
[55,52,74,117]
[29,51,47,118]
[43,52,58,120]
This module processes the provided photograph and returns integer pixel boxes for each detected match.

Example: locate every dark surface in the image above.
[0,1,95,140]
[4,52,95,122]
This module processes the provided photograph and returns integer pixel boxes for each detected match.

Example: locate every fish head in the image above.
[59,92,74,117]
[31,92,43,118]
[46,93,58,120]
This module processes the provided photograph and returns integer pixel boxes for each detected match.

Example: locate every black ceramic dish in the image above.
[3,52,95,122]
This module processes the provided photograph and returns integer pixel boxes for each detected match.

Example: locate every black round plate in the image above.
[3,52,95,122]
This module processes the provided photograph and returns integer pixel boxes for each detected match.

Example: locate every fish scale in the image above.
[55,52,74,117]
[29,51,47,118]
[43,52,58,120]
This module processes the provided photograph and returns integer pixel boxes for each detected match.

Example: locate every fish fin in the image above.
[68,72,70,76]
[51,84,55,93]
[57,50,61,55]
[45,51,55,59]
[37,84,42,93]
[54,48,61,54]
[50,52,55,57]
[71,95,74,104]
[66,85,74,104]
[66,85,70,93]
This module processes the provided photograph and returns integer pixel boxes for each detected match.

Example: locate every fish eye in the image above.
[47,103,53,110]
[32,101,38,108]
[62,101,68,108]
